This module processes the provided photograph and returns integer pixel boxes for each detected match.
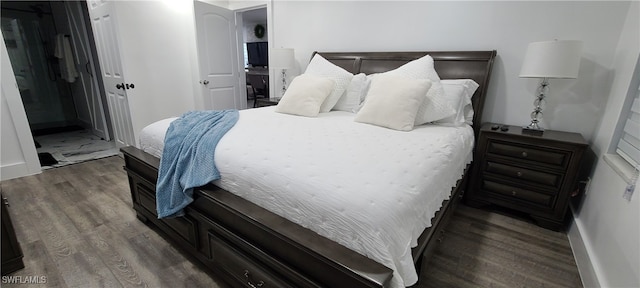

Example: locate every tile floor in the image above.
[35,100,260,171]
[34,129,120,170]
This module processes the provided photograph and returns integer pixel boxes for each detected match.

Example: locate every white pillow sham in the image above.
[275,74,335,117]
[437,79,480,126]
[380,55,456,125]
[355,74,432,131]
[333,73,369,113]
[304,54,354,113]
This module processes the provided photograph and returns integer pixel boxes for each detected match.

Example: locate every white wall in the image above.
[570,2,640,287]
[270,1,637,286]
[244,20,268,43]
[113,0,198,142]
[272,1,629,141]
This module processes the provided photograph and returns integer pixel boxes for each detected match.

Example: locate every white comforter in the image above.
[140,106,474,287]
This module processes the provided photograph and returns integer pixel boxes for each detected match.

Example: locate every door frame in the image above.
[1,34,41,179]
[1,1,110,137]
[234,4,270,109]
[0,0,110,180]
[235,9,248,110]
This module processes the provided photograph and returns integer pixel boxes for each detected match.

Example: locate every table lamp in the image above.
[271,48,295,98]
[519,40,583,135]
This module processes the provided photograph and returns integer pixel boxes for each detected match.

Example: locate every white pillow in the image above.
[358,74,372,108]
[275,74,335,117]
[333,73,368,113]
[304,54,354,113]
[356,73,378,110]
[437,79,480,126]
[382,55,456,125]
[355,74,432,131]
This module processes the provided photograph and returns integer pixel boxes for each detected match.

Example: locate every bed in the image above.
[121,50,496,288]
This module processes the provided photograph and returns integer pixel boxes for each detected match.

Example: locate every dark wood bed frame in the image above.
[121,50,496,287]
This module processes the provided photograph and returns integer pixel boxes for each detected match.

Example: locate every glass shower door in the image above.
[1,11,73,130]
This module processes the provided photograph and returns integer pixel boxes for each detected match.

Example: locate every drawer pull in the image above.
[512,190,517,196]
[521,151,528,158]
[516,171,523,177]
[244,270,264,288]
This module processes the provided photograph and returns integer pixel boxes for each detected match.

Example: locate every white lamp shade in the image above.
[519,40,583,79]
[271,48,295,69]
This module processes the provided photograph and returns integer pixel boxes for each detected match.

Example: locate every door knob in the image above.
[126,83,135,89]
[200,80,209,85]
[116,83,124,89]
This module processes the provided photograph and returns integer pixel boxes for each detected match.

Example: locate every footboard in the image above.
[121,146,394,287]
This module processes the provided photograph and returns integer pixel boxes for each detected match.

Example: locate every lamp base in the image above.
[281,69,288,97]
[523,78,548,137]
[522,126,544,136]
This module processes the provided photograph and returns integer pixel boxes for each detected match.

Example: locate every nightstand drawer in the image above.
[482,180,555,208]
[487,140,570,168]
[485,161,563,189]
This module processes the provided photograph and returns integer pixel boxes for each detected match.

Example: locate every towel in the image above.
[54,34,78,83]
[156,110,239,218]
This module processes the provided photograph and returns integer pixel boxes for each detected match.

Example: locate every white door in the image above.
[65,1,110,141]
[195,2,242,110]
[86,0,133,148]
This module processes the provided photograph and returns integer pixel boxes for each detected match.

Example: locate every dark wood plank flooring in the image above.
[1,156,582,287]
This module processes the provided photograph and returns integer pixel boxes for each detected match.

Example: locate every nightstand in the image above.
[255,97,280,108]
[466,123,593,231]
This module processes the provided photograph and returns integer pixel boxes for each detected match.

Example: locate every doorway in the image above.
[239,7,268,108]
[1,1,115,169]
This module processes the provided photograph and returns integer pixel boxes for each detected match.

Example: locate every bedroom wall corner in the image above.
[567,220,600,287]
[568,2,640,287]
[185,1,205,111]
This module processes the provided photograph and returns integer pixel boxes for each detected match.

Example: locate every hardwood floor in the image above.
[418,206,583,288]
[1,156,582,287]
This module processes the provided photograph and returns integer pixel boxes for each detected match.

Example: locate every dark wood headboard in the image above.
[313,51,497,135]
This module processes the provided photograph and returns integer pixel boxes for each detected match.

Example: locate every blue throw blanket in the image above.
[156,110,239,218]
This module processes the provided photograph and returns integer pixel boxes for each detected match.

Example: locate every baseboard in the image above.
[1,162,40,181]
[567,213,601,288]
